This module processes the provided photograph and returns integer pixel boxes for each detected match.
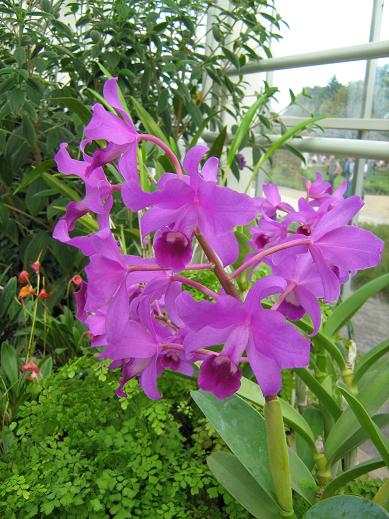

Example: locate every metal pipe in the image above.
[281,116,389,132]
[226,40,389,76]
[202,130,389,160]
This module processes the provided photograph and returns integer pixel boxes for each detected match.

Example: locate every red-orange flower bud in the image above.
[72,274,83,286]
[18,270,30,284]
[38,288,49,300]
[31,261,41,272]
[21,361,42,381]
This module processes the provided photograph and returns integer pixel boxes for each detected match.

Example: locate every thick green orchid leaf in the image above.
[303,495,389,518]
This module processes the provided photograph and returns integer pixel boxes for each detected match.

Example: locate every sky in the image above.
[244,0,389,110]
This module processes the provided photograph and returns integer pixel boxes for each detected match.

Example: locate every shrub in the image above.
[0,355,248,518]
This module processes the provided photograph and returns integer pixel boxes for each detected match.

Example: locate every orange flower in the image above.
[18,270,30,284]
[19,286,35,299]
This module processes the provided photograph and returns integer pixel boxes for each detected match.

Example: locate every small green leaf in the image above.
[14,160,56,194]
[324,273,389,336]
[224,90,276,183]
[49,97,91,124]
[303,495,389,518]
[42,173,79,201]
[337,385,389,466]
[207,452,281,519]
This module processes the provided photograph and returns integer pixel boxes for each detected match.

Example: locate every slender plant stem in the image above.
[171,275,218,300]
[127,263,213,274]
[26,274,40,362]
[160,343,250,362]
[195,230,241,299]
[232,239,310,280]
[138,134,183,177]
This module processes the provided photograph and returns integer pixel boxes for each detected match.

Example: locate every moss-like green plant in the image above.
[0,355,248,518]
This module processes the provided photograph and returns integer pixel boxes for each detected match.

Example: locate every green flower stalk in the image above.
[264,396,296,518]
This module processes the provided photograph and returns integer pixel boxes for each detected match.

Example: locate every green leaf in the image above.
[39,356,52,378]
[237,377,316,449]
[130,96,169,145]
[295,368,342,420]
[14,160,56,194]
[294,319,346,370]
[303,495,389,519]
[322,458,386,499]
[208,126,227,159]
[324,273,389,336]
[0,277,17,319]
[191,391,317,504]
[337,385,389,465]
[41,173,79,201]
[48,97,91,124]
[9,89,25,112]
[354,339,389,383]
[326,360,389,464]
[245,116,324,192]
[223,91,276,183]
[207,452,280,519]
[1,341,18,386]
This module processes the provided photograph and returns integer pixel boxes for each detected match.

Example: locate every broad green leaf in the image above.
[130,96,169,145]
[322,458,386,499]
[303,495,389,519]
[207,452,281,519]
[245,116,324,193]
[1,342,18,386]
[337,385,389,465]
[14,160,56,194]
[354,339,389,383]
[188,111,219,148]
[296,408,325,470]
[223,90,276,183]
[49,97,91,124]
[237,377,316,449]
[324,273,389,336]
[295,368,342,420]
[326,360,389,464]
[191,391,317,504]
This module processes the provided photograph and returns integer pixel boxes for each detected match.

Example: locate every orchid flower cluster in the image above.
[53,78,383,401]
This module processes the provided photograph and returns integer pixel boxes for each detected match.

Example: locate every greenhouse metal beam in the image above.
[202,131,389,160]
[281,117,389,132]
[226,40,389,75]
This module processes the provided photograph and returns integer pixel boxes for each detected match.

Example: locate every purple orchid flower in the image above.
[249,215,287,251]
[122,145,257,269]
[178,277,310,398]
[52,144,114,250]
[306,172,331,200]
[256,183,294,218]
[270,253,324,334]
[279,196,384,302]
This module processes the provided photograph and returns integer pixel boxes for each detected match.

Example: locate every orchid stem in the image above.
[232,239,310,280]
[264,396,296,518]
[126,263,213,274]
[171,275,218,300]
[195,230,241,300]
[138,134,183,177]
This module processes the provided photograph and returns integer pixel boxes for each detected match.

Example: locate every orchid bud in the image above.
[18,270,30,284]
[38,288,49,300]
[31,261,41,272]
[72,274,83,286]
